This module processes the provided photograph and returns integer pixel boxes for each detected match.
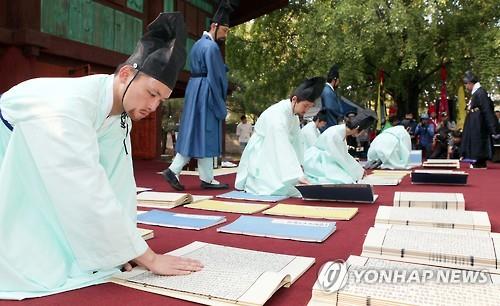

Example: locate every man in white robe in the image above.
[303,110,376,184]
[0,13,202,300]
[367,125,412,169]
[235,77,325,196]
[301,110,327,151]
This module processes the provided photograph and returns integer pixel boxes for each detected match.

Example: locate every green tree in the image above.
[227,0,499,118]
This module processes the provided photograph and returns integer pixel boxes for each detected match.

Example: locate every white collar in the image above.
[203,31,214,41]
[472,82,481,95]
[326,82,334,91]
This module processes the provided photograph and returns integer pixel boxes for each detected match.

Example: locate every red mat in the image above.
[2,161,500,306]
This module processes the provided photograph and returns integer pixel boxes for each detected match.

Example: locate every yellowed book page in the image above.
[185,199,270,214]
[262,204,358,220]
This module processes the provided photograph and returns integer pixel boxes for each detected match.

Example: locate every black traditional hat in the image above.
[212,0,240,27]
[347,109,377,132]
[327,64,340,81]
[463,71,479,84]
[293,77,326,102]
[125,12,187,89]
[314,109,328,122]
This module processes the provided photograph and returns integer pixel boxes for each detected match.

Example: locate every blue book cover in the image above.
[217,216,336,242]
[137,210,226,230]
[217,191,288,202]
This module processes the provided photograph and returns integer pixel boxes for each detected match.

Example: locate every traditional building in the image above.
[0,0,287,158]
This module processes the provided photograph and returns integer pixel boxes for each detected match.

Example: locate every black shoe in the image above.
[470,161,487,169]
[200,180,229,189]
[162,169,185,191]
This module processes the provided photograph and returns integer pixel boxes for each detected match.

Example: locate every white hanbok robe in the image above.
[303,124,364,184]
[235,99,304,196]
[0,75,147,299]
[367,125,411,169]
[301,121,320,151]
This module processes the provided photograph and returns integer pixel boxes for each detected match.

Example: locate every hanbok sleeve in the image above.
[14,116,147,271]
[205,45,228,120]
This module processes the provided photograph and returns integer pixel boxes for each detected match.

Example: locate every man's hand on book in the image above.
[134,248,204,275]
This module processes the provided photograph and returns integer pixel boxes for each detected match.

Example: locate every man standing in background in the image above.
[162,0,239,190]
[321,64,344,130]
[236,115,252,152]
[461,71,498,168]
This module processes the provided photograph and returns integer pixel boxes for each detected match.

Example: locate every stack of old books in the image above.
[361,225,500,271]
[308,255,500,306]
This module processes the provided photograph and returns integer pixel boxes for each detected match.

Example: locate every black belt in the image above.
[0,107,13,131]
[190,72,207,78]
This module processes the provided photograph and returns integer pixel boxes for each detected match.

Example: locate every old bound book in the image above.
[308,255,500,306]
[217,215,336,243]
[375,206,490,231]
[422,159,460,169]
[262,203,358,220]
[296,184,378,203]
[393,191,465,210]
[185,199,270,214]
[112,241,315,306]
[411,169,468,185]
[137,191,213,209]
[361,225,500,273]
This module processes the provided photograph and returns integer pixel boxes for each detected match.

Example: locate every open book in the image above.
[308,255,500,306]
[137,191,213,209]
[112,241,315,306]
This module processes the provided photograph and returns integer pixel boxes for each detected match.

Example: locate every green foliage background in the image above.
[226,0,499,119]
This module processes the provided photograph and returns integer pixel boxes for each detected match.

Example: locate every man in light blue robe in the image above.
[321,64,344,130]
[0,13,202,300]
[304,110,377,184]
[235,77,325,196]
[301,110,327,151]
[162,1,239,190]
[367,125,412,169]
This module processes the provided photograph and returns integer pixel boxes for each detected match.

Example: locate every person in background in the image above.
[162,0,238,190]
[461,71,499,168]
[344,110,358,156]
[400,112,417,149]
[235,77,325,197]
[415,113,435,159]
[320,64,343,130]
[448,130,462,159]
[301,110,328,150]
[303,110,377,184]
[236,115,253,152]
[367,125,412,169]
